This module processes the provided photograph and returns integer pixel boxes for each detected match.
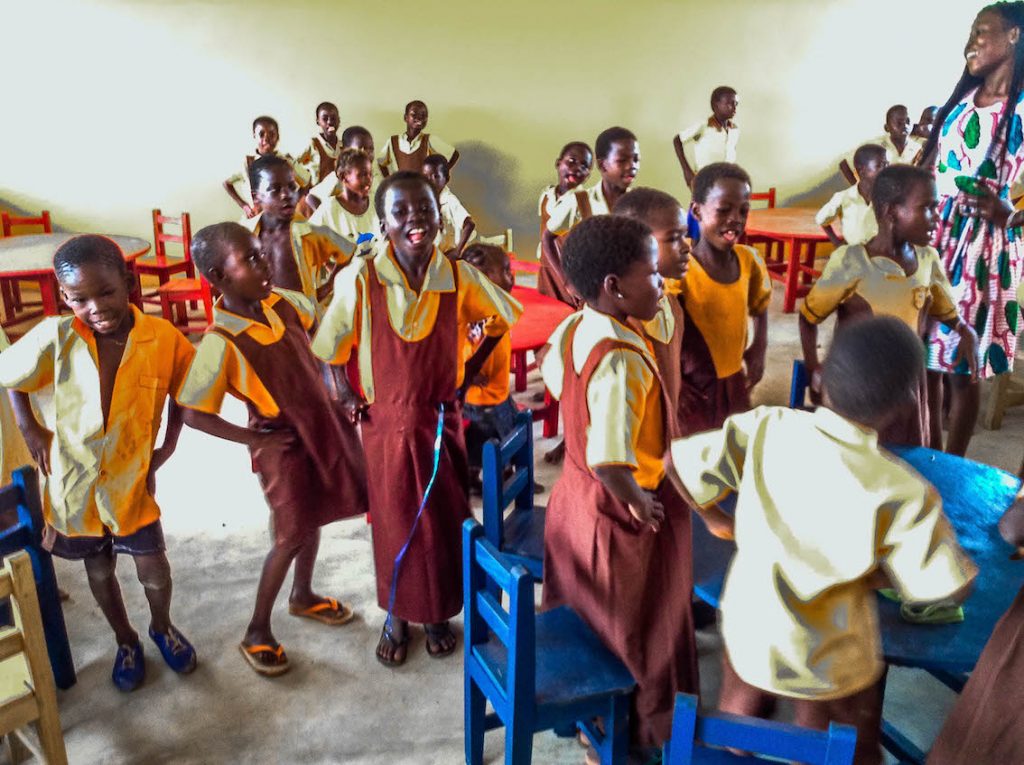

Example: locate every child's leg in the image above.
[246,536,307,645]
[288,530,321,606]
[792,678,884,765]
[945,375,980,457]
[716,651,776,719]
[133,552,173,635]
[83,550,137,646]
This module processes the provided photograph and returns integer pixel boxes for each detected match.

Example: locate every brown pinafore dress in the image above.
[541,322,699,747]
[538,190,590,308]
[633,298,686,438]
[359,259,471,624]
[312,137,338,184]
[391,133,434,173]
[210,298,368,546]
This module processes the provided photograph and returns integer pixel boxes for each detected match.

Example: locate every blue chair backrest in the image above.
[463,519,536,718]
[664,694,856,765]
[481,412,535,549]
[790,359,809,409]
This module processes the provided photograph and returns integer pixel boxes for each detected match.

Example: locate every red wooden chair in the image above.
[138,210,196,313]
[0,211,53,324]
[743,188,779,263]
[157,273,214,335]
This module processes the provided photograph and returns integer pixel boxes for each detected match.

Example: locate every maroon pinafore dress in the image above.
[359,260,471,624]
[538,190,590,308]
[210,298,368,546]
[391,134,433,173]
[541,323,699,747]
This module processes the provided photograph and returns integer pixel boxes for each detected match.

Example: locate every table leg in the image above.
[783,237,800,313]
[801,241,818,287]
[39,276,60,315]
[129,264,144,309]
[513,350,528,393]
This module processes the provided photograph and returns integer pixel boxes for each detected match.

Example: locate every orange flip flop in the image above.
[239,642,290,677]
[288,597,355,626]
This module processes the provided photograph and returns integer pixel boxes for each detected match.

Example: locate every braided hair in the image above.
[921,2,1024,172]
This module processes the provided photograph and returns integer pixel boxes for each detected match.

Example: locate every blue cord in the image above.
[384,402,446,633]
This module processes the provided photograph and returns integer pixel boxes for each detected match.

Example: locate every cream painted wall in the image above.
[1,0,983,255]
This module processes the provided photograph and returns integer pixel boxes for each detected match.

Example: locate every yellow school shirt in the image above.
[800,244,958,331]
[312,245,522,403]
[308,196,380,258]
[0,329,33,485]
[0,308,195,537]
[436,187,473,253]
[680,245,772,378]
[465,330,512,407]
[814,185,877,246]
[177,290,316,418]
[670,405,976,700]
[542,306,666,490]
[677,116,740,170]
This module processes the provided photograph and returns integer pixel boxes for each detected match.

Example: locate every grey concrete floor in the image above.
[34,279,1024,764]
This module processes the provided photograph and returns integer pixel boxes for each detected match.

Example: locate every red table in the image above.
[0,233,151,324]
[509,285,573,437]
[745,208,836,313]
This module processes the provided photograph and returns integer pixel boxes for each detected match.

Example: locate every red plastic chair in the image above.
[0,211,53,324]
[157,273,214,335]
[743,188,779,263]
[138,210,196,313]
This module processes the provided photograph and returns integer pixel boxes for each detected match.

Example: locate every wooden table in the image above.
[691,446,1022,764]
[745,208,834,313]
[0,233,151,324]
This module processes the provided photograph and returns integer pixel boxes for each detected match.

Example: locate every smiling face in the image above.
[965,9,1020,77]
[342,157,374,197]
[646,204,691,280]
[599,139,640,190]
[58,262,133,336]
[556,145,593,191]
[382,179,440,263]
[885,107,911,140]
[890,179,938,247]
[404,102,428,138]
[253,120,279,155]
[253,163,299,220]
[611,235,664,322]
[692,177,751,251]
[316,105,340,138]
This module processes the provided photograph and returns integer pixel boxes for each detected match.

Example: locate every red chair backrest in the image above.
[750,188,776,209]
[2,211,52,237]
[151,209,193,265]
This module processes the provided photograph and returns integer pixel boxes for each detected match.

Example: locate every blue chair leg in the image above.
[466,676,486,765]
[27,546,76,689]
[506,709,533,765]
[789,359,808,410]
[601,694,630,765]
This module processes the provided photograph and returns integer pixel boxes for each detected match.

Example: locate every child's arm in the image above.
[8,391,52,475]
[838,159,857,185]
[147,400,184,494]
[453,216,476,259]
[223,177,257,218]
[821,224,845,247]
[663,454,735,540]
[999,493,1024,557]
[798,314,823,403]
[458,334,501,401]
[593,465,664,531]
[814,193,845,247]
[672,135,696,189]
[448,149,461,171]
[182,409,296,450]
[743,310,768,389]
[331,366,368,424]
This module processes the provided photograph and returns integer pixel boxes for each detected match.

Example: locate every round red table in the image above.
[0,233,151,324]
[509,285,573,437]
[745,208,837,313]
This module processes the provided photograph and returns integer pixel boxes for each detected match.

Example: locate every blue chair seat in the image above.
[502,506,547,570]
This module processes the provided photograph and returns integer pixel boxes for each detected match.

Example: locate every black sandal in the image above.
[375,623,409,667]
[424,622,457,658]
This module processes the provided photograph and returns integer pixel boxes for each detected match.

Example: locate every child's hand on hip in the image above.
[253,428,297,451]
[22,422,53,476]
[335,393,368,425]
[146,445,174,495]
[629,491,665,532]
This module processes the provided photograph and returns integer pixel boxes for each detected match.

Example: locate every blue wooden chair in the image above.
[663,694,856,765]
[0,467,75,690]
[463,520,635,764]
[790,359,810,409]
[481,412,545,580]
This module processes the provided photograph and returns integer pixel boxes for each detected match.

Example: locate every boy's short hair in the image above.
[53,235,127,282]
[249,153,293,190]
[191,222,250,278]
[423,153,450,178]
[710,85,737,105]
[404,99,427,115]
[561,215,652,302]
[252,115,278,133]
[691,162,752,205]
[336,147,373,174]
[595,127,637,161]
[885,104,908,123]
[613,187,682,222]
[461,242,506,269]
[315,101,338,117]
[852,143,887,172]
[822,315,923,423]
[871,165,932,211]
[341,125,372,146]
[559,141,592,160]
[374,170,434,220]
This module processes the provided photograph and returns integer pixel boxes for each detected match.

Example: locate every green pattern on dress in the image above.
[988,343,1010,374]
[965,112,981,149]
[975,301,989,335]
[1000,250,1012,288]
[976,256,990,291]
[978,158,998,179]
[1006,300,1019,334]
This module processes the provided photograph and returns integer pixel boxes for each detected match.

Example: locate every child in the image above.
[311,171,521,666]
[0,329,33,486]
[543,127,641,307]
[669,316,977,765]
[800,165,979,447]
[537,141,593,301]
[678,163,771,436]
[460,243,517,483]
[308,148,380,257]
[840,104,923,184]
[815,143,888,247]
[911,105,938,142]
[0,235,197,692]
[927,489,1024,763]
[223,116,311,218]
[673,85,739,189]
[297,101,342,185]
[246,154,352,304]
[177,222,369,677]
[378,100,459,177]
[422,153,475,257]
[540,214,698,755]
[613,187,691,431]
[306,125,381,213]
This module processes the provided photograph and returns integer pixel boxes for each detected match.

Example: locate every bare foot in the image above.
[543,439,565,465]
